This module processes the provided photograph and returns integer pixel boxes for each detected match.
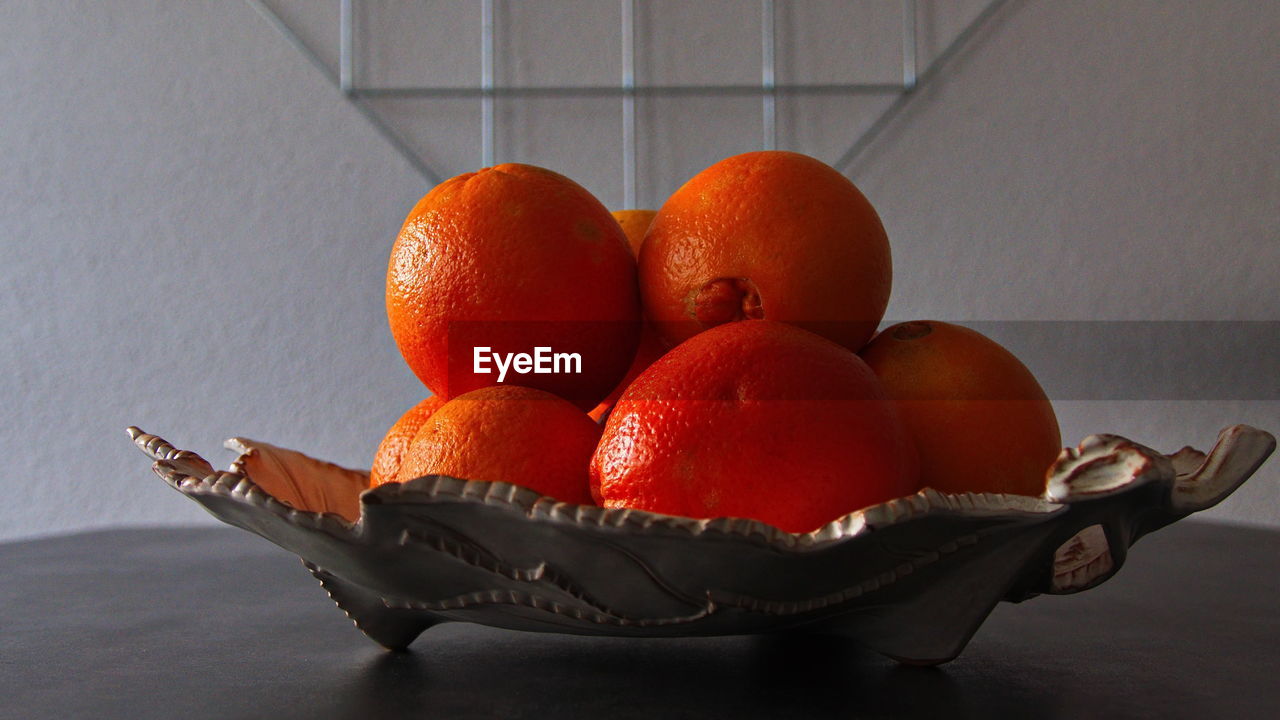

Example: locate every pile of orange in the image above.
[372,152,1061,533]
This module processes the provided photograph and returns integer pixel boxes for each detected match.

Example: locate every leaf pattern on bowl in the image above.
[127,424,1273,665]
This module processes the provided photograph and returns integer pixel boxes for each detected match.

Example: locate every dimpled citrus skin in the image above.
[859,321,1062,497]
[590,320,919,533]
[385,385,599,505]
[386,163,641,410]
[370,395,446,487]
[639,151,891,353]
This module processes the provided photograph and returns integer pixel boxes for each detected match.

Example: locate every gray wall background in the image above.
[2,0,1276,542]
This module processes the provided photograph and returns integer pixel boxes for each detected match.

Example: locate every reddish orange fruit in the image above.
[386,163,641,410]
[591,320,918,533]
[369,395,446,487]
[639,151,891,353]
[859,321,1062,497]
[385,385,599,505]
[590,209,665,421]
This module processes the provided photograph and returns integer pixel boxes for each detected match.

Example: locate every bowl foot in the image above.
[305,561,438,650]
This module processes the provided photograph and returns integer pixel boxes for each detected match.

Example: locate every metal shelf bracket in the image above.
[247,0,1007,196]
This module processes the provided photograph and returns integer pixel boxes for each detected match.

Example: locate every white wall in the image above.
[1,0,1275,541]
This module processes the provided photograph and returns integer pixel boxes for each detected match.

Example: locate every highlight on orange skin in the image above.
[370,395,446,487]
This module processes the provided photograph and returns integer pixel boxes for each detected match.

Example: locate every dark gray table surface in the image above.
[1,520,1276,720]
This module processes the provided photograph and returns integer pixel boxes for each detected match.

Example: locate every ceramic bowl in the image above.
[127,424,1273,665]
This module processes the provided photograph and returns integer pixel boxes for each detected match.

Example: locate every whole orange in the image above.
[384,385,599,505]
[591,320,918,533]
[590,209,665,422]
[369,395,446,487]
[639,151,891,353]
[858,321,1062,497]
[386,164,641,410]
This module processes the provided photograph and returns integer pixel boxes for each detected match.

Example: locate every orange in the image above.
[639,151,891,353]
[386,163,641,410]
[611,209,657,256]
[590,209,665,421]
[859,321,1062,497]
[369,395,446,487]
[591,320,918,533]
[384,385,599,505]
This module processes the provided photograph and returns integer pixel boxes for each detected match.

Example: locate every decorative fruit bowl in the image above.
[128,424,1273,665]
